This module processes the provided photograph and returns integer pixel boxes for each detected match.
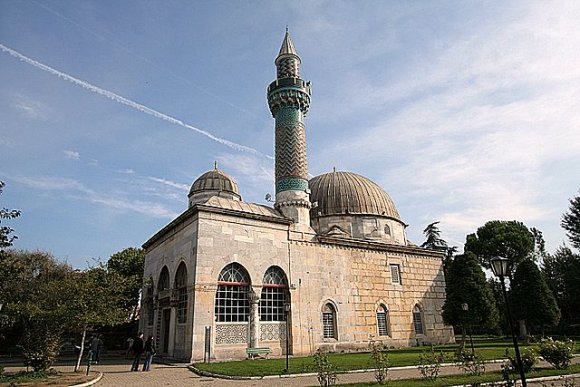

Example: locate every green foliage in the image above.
[510,259,560,332]
[538,337,574,369]
[369,342,389,385]
[107,247,145,318]
[543,246,580,328]
[464,220,535,270]
[442,252,499,330]
[313,349,338,386]
[421,221,447,250]
[562,192,580,250]
[505,347,538,373]
[417,346,447,381]
[455,350,486,376]
[0,181,21,250]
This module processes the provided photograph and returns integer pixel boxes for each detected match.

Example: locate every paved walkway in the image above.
[83,357,580,386]
[2,357,579,386]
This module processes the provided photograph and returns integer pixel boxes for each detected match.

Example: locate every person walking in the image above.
[89,335,103,364]
[142,336,156,371]
[130,332,144,371]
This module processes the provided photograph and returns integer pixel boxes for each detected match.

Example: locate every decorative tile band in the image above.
[276,177,309,193]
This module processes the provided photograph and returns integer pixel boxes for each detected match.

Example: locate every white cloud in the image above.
[148,176,189,192]
[11,95,49,119]
[13,175,178,219]
[63,150,80,160]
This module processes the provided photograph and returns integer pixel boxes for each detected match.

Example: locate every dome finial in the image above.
[333,166,336,173]
[214,160,218,170]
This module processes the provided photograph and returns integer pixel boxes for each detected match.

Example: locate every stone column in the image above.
[249,289,260,348]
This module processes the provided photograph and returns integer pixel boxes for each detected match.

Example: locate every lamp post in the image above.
[284,302,291,373]
[461,303,475,354]
[490,256,527,387]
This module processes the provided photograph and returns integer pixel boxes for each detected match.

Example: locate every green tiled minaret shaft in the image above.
[267,29,312,225]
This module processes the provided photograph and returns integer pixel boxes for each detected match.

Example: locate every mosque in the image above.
[140,31,454,361]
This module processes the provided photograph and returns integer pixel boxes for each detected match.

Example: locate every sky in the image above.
[1,1,579,268]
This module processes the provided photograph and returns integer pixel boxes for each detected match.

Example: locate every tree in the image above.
[421,221,447,250]
[542,246,580,329]
[0,181,21,250]
[465,220,535,270]
[0,250,73,370]
[442,252,499,347]
[60,266,132,371]
[562,192,580,250]
[510,259,560,338]
[107,247,145,320]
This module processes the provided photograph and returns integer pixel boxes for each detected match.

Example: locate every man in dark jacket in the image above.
[130,332,144,371]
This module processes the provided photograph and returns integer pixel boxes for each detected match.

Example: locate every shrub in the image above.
[455,350,485,376]
[369,342,389,385]
[313,349,338,386]
[538,338,574,369]
[506,347,538,373]
[417,346,447,381]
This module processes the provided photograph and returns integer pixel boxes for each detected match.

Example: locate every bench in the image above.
[246,347,271,359]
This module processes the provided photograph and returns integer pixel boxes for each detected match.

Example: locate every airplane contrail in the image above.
[0,43,273,159]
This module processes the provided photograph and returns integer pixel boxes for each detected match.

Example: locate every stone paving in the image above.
[2,356,579,386]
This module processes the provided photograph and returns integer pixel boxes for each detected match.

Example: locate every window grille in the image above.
[175,263,188,323]
[376,305,389,336]
[215,263,251,322]
[260,266,288,322]
[322,303,337,339]
[413,305,424,334]
[390,264,401,284]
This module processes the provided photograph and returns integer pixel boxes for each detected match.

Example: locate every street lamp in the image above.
[284,302,291,373]
[490,256,527,387]
[461,303,475,354]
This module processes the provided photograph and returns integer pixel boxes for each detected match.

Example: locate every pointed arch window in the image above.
[413,305,424,335]
[175,263,188,323]
[376,304,390,336]
[259,266,288,322]
[215,263,251,322]
[322,303,337,339]
[158,266,170,291]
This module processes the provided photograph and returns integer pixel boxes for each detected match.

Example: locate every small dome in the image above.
[309,171,400,220]
[188,167,241,206]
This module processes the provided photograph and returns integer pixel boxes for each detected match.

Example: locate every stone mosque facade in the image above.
[140,31,454,362]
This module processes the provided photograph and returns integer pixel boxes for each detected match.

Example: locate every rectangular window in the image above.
[323,312,335,339]
[177,288,187,323]
[390,264,401,284]
[413,312,423,334]
[377,312,388,336]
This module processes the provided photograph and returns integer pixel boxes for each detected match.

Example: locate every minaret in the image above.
[267,29,312,226]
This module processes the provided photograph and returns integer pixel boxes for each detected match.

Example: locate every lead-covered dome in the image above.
[188,167,241,207]
[309,171,407,245]
[309,171,400,220]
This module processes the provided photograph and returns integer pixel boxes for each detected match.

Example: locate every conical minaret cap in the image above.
[276,28,301,64]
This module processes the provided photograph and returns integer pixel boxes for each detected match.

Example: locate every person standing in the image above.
[89,335,103,364]
[130,332,144,371]
[142,336,156,371]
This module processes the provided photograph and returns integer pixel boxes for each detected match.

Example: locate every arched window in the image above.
[158,266,170,291]
[215,263,251,322]
[322,303,337,339]
[376,304,390,336]
[259,266,288,321]
[384,224,391,236]
[413,305,424,335]
[175,263,188,324]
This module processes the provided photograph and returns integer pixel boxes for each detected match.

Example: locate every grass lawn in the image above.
[0,370,96,387]
[342,364,580,386]
[194,337,580,378]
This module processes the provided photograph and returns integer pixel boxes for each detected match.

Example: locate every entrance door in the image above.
[162,309,171,354]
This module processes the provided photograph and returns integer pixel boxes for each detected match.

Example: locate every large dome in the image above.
[309,171,400,220]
